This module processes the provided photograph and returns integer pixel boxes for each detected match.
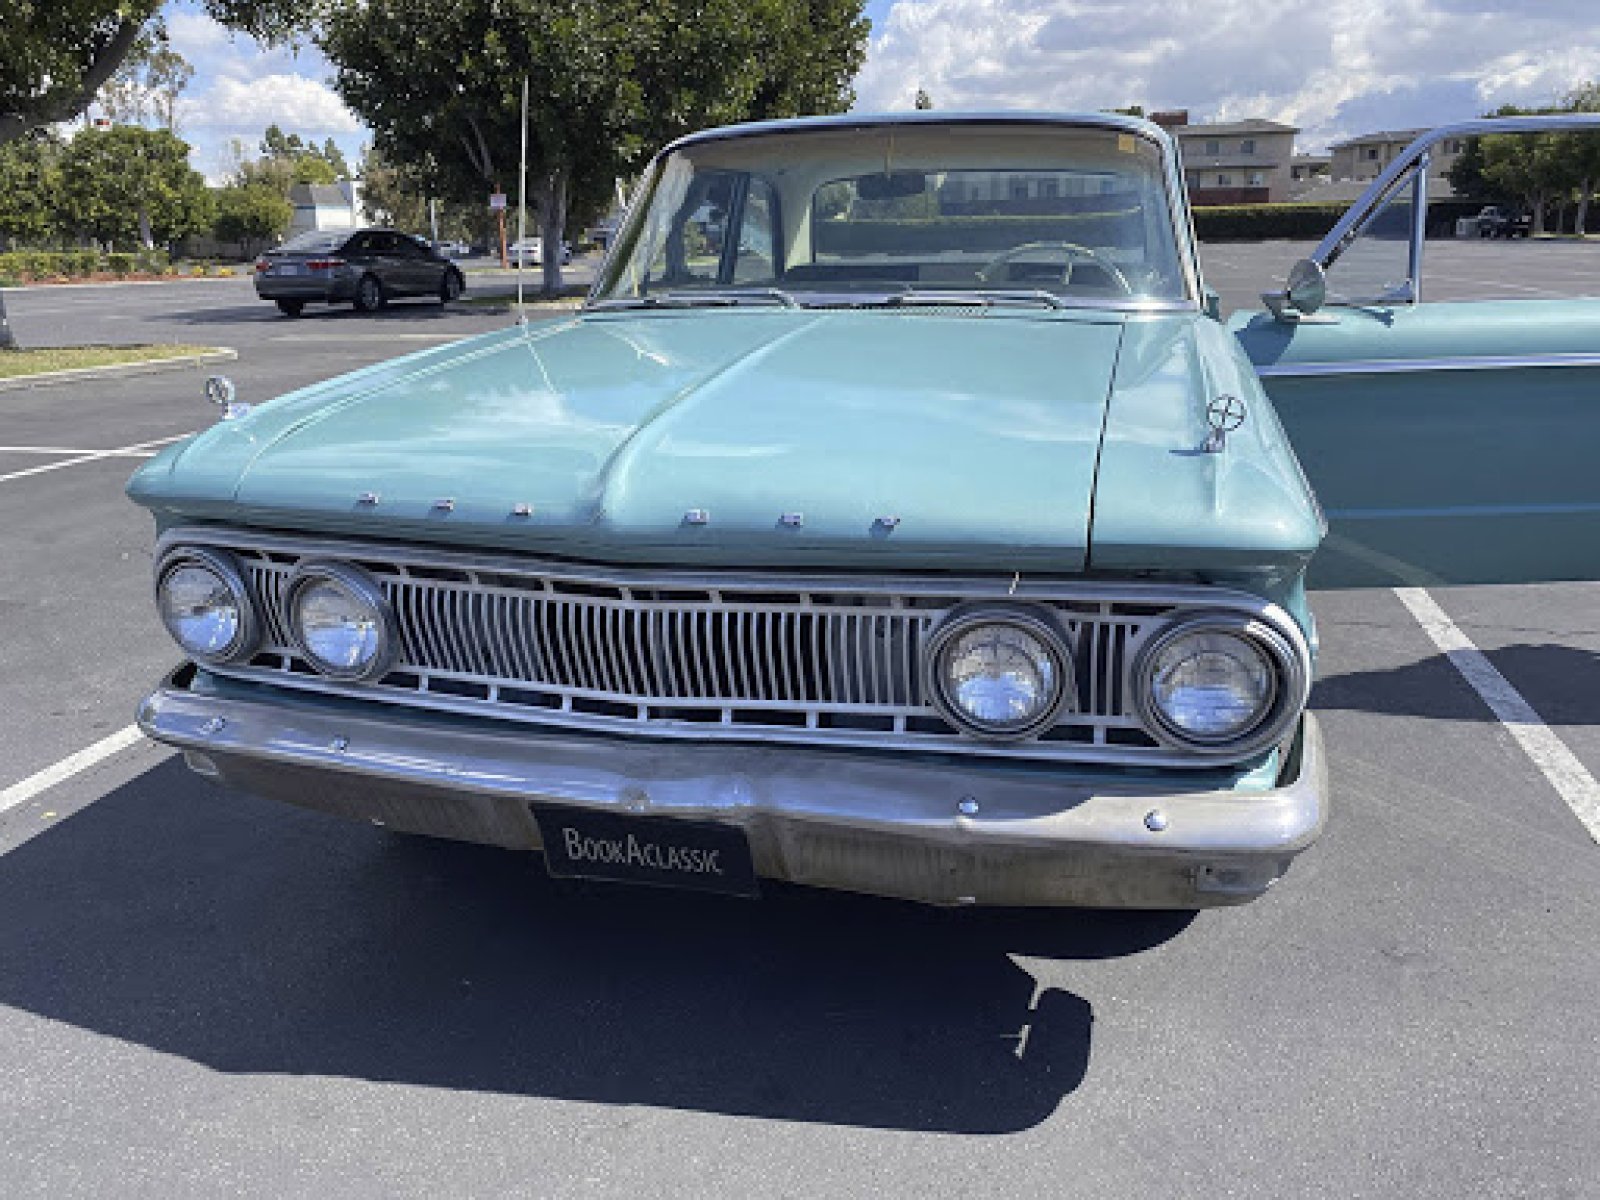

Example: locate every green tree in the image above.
[213,182,292,254]
[0,131,64,248]
[358,144,428,229]
[1,1,305,147]
[318,0,868,292]
[58,125,212,248]
[227,125,353,198]
[1560,83,1600,235]
[98,35,193,130]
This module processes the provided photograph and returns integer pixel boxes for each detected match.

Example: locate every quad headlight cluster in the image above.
[155,549,396,682]
[926,603,1306,758]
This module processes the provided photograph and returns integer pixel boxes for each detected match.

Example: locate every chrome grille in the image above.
[171,528,1298,766]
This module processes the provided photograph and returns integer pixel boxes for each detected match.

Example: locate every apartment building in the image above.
[1328,129,1467,192]
[1151,111,1300,203]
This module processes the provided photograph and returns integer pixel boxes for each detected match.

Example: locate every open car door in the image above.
[1233,115,1600,588]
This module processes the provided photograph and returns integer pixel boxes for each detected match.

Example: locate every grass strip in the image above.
[0,344,218,380]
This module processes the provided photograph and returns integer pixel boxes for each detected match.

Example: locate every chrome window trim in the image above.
[1257,351,1600,378]
[157,527,1312,770]
[1311,114,1600,277]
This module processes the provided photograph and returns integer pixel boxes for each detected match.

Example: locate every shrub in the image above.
[107,252,135,275]
[135,248,169,274]
[66,250,100,276]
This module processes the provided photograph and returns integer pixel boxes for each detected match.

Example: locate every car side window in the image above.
[1323,165,1420,306]
[732,180,779,284]
[344,233,374,258]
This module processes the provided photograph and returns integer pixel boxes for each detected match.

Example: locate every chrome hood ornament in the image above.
[205,375,251,421]
[1203,394,1246,453]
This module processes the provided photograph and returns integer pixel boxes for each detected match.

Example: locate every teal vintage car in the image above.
[127,112,1598,908]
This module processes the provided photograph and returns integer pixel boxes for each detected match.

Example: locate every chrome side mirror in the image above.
[1262,258,1328,322]
[1285,258,1326,314]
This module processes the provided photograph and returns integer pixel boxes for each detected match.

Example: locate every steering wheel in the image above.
[976,241,1134,295]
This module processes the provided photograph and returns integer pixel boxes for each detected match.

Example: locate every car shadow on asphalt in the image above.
[0,759,1192,1133]
[1313,641,1600,725]
[147,300,521,327]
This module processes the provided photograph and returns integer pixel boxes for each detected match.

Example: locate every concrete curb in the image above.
[0,347,238,392]
[0,277,246,294]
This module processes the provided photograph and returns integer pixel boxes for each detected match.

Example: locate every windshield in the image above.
[593,123,1190,308]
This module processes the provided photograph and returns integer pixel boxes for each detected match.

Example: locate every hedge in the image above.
[0,248,171,279]
[1193,199,1494,242]
[1191,204,1346,242]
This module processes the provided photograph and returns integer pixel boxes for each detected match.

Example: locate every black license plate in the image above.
[532,804,759,897]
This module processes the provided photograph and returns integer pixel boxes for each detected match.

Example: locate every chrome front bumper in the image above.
[138,667,1329,909]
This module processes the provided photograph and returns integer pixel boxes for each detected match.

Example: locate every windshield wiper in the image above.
[888,288,1067,310]
[590,287,799,311]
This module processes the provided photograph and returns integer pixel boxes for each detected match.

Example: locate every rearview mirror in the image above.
[856,171,928,201]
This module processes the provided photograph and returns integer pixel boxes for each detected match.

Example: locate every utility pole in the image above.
[496,182,508,268]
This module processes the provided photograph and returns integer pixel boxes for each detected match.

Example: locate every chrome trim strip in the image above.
[1326,502,1600,520]
[155,527,1312,770]
[1256,352,1600,378]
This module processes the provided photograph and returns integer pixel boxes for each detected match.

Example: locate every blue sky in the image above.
[150,0,1600,181]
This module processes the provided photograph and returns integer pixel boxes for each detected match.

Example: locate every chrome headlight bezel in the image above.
[925,605,1075,741]
[1132,611,1308,758]
[284,560,397,682]
[154,546,260,665]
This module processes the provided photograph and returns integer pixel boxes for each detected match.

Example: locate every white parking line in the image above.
[0,432,192,484]
[0,726,147,815]
[0,445,161,457]
[267,333,467,342]
[1394,587,1600,844]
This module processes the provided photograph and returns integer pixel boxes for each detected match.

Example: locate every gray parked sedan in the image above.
[254,228,466,317]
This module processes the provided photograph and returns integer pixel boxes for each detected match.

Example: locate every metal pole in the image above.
[516,76,528,318]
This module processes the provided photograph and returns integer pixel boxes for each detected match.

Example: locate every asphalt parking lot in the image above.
[0,243,1596,1197]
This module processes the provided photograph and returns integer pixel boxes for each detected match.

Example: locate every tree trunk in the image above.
[138,210,154,249]
[1531,192,1548,236]
[1578,178,1592,238]
[0,18,143,148]
[539,170,568,295]
[0,290,15,351]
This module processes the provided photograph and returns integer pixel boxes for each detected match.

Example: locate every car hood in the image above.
[130,310,1128,571]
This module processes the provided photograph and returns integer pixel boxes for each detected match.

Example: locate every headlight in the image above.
[155,548,258,664]
[927,608,1073,739]
[285,561,396,681]
[1134,613,1305,755]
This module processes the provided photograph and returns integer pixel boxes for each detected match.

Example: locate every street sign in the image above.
[489,193,508,211]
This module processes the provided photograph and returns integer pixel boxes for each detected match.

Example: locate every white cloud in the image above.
[187,74,362,136]
[855,0,1600,149]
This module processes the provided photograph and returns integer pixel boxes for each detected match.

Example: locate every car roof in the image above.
[662,110,1173,156]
